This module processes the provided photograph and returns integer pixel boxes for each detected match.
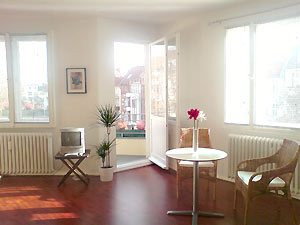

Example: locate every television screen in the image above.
[60,128,85,154]
[61,132,81,146]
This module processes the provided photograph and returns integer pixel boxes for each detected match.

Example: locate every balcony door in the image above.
[148,35,179,169]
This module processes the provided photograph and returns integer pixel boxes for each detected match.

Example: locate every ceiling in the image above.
[0,0,295,25]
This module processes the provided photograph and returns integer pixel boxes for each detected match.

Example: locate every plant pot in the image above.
[99,166,114,182]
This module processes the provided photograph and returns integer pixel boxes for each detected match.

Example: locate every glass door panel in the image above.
[167,37,177,119]
[149,40,167,168]
[167,36,178,150]
[151,41,166,117]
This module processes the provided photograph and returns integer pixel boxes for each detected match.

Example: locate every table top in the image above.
[55,149,90,159]
[166,148,227,162]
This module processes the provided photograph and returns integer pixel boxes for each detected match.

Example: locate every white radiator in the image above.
[0,133,54,175]
[228,134,299,195]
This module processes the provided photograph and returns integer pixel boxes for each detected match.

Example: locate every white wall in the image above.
[0,11,160,175]
[3,1,300,178]
[163,1,300,179]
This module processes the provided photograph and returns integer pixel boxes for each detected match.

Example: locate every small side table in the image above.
[55,149,90,187]
[166,148,227,225]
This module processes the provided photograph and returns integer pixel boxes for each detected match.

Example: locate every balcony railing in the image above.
[117,113,145,138]
[116,130,145,138]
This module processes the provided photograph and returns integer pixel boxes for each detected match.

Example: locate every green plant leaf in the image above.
[96,104,120,167]
[96,104,120,128]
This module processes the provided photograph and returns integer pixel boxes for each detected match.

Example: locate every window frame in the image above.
[0,32,55,128]
[225,17,300,130]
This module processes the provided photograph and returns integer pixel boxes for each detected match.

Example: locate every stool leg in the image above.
[58,158,86,187]
[233,186,237,210]
[176,171,180,199]
[212,179,216,201]
[289,198,298,225]
[67,159,88,178]
[243,199,250,225]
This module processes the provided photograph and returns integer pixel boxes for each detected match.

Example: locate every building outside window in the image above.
[114,42,145,137]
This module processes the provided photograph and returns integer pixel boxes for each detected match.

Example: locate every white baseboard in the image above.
[115,159,153,172]
[148,156,167,169]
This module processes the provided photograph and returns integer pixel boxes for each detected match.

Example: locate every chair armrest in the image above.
[236,155,275,172]
[247,164,294,193]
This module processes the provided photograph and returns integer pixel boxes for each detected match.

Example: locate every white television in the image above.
[60,128,85,154]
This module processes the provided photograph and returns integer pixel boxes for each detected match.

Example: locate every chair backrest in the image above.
[178,128,211,148]
[275,139,300,182]
[276,139,300,168]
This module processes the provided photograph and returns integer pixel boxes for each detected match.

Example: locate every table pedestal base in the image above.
[167,210,224,225]
[167,210,224,217]
[167,161,224,225]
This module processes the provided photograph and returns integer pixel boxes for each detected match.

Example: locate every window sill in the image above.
[224,123,300,141]
[224,122,299,131]
[0,121,56,129]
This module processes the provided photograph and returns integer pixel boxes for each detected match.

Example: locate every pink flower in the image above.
[187,108,200,120]
[136,120,145,130]
[117,121,128,130]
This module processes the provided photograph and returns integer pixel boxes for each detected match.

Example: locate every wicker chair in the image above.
[234,139,300,225]
[176,128,217,200]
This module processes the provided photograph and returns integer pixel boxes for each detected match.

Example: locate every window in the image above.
[0,35,9,122]
[0,34,50,124]
[225,17,300,129]
[225,26,250,124]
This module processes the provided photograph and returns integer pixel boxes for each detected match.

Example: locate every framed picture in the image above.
[66,68,87,94]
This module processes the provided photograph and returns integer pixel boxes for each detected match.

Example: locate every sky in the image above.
[114,42,145,76]
[18,40,48,85]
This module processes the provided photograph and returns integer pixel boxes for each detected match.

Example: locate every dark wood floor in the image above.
[0,165,299,225]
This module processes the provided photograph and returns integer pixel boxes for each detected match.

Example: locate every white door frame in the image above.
[166,34,180,170]
[148,37,168,169]
[147,33,180,169]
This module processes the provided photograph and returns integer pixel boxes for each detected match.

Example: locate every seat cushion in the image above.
[179,160,215,168]
[237,171,285,188]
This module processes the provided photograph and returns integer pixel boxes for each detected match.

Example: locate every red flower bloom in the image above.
[187,108,199,120]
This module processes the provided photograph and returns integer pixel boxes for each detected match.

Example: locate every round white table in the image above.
[166,147,227,225]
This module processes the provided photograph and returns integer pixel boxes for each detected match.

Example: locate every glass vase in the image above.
[192,127,198,152]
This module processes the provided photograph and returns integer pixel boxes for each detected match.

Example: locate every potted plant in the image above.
[96,104,120,181]
[96,139,115,181]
